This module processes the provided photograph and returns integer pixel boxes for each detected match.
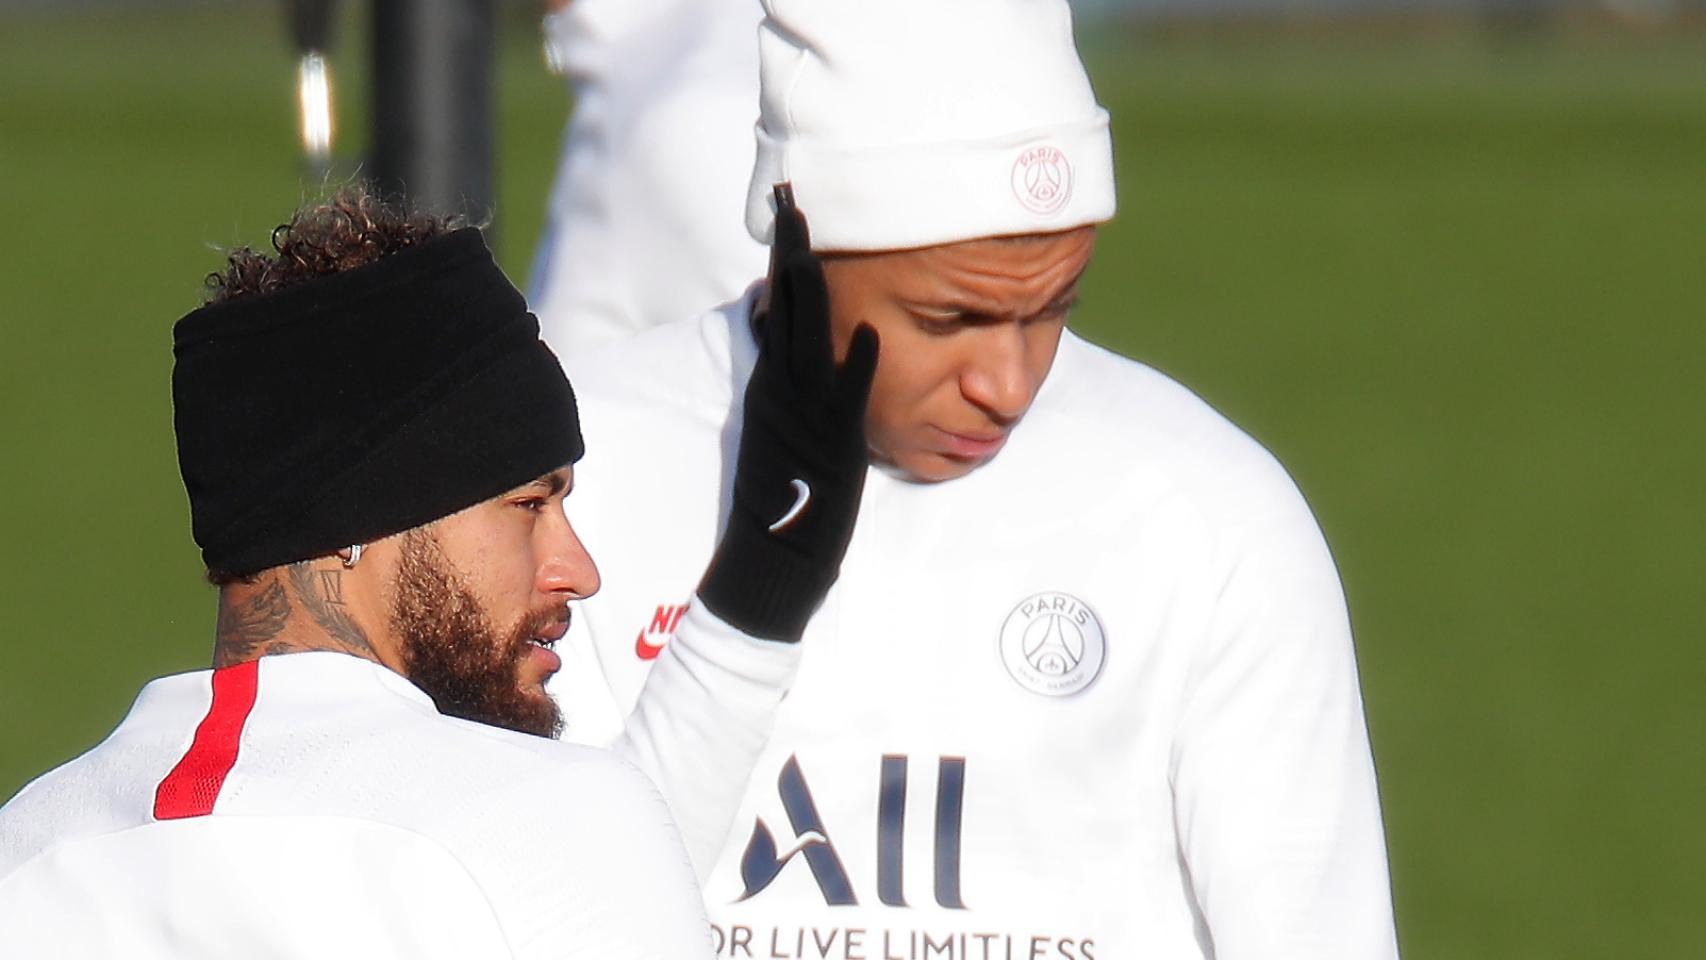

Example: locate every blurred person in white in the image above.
[551,0,1404,957]
[0,185,879,959]
[529,0,767,353]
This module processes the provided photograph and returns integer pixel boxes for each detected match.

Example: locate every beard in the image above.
[390,530,564,739]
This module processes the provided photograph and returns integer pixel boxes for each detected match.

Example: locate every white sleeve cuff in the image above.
[614,599,802,878]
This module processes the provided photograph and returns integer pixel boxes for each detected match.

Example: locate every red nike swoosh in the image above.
[635,630,666,661]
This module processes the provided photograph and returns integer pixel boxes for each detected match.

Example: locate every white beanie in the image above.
[745,0,1116,252]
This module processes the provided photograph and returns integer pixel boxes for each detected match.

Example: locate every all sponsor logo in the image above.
[1009,145,1073,216]
[723,753,1099,958]
[997,592,1105,697]
[737,754,966,909]
[635,602,688,660]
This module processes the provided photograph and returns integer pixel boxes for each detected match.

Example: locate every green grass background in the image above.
[2,6,1702,957]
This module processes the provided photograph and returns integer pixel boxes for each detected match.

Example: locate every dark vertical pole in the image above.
[285,0,338,182]
[369,0,496,226]
[286,0,336,55]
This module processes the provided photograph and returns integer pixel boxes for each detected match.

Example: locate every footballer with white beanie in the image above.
[552,0,1402,957]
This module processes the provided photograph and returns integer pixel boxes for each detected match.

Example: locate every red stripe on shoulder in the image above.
[153,659,261,820]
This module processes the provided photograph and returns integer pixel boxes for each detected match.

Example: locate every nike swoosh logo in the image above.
[635,630,666,660]
[768,478,811,532]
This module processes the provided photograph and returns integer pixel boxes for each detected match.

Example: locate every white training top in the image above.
[0,651,713,959]
[552,291,1402,960]
[528,0,766,354]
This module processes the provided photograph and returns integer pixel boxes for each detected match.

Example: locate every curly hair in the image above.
[201,186,464,586]
[205,185,464,304]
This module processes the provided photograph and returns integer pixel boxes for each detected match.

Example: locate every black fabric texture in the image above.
[172,228,583,576]
[698,186,879,642]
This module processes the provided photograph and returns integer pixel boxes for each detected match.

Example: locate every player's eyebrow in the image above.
[908,288,1082,322]
[520,470,570,497]
[1042,290,1081,314]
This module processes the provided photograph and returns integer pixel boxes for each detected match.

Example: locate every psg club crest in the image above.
[998,591,1105,696]
[1010,144,1073,216]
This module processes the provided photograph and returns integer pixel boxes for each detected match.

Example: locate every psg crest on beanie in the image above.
[998,591,1106,696]
[1010,144,1074,217]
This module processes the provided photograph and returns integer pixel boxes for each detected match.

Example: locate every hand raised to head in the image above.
[697,184,880,642]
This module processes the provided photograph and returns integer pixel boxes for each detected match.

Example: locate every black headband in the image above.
[172,228,583,576]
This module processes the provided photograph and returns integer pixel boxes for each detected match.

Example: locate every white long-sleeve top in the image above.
[528,0,766,354]
[0,650,714,959]
[552,289,1401,960]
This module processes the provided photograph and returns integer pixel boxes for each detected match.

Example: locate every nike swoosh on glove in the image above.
[697,184,880,642]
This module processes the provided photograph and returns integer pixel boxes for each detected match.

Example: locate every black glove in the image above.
[698,184,880,642]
